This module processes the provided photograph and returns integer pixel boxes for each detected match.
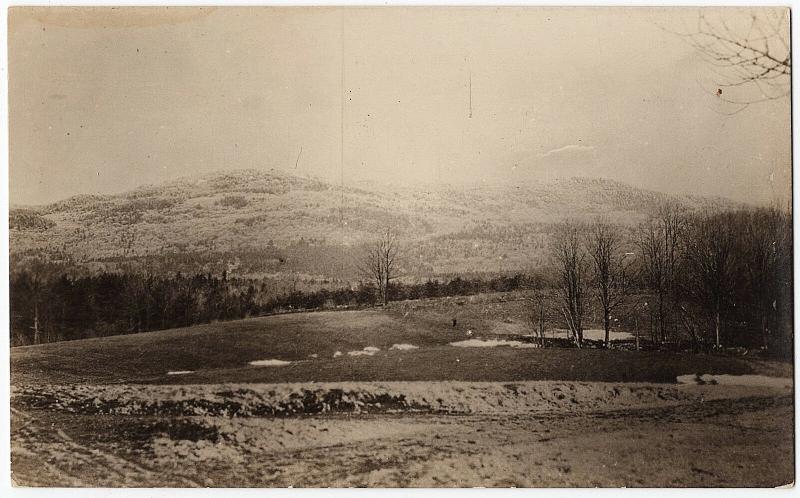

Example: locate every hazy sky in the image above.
[9,7,791,205]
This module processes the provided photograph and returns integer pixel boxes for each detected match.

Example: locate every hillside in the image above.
[10,169,738,281]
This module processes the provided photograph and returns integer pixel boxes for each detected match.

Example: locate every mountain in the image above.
[10,169,740,282]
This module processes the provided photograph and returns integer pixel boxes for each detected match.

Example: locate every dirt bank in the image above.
[13,379,790,418]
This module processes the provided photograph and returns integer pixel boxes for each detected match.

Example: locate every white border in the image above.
[1,2,797,498]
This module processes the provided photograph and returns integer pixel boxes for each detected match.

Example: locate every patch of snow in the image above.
[333,351,342,358]
[249,359,292,367]
[450,339,538,349]
[583,329,634,341]
[390,343,419,351]
[552,328,634,341]
[677,374,792,388]
[166,370,193,376]
[309,354,318,358]
[348,346,380,357]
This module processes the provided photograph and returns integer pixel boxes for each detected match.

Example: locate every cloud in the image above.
[538,144,595,159]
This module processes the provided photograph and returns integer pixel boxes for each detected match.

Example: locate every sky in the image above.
[9,7,792,206]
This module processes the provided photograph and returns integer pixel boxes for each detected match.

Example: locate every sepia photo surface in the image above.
[8,6,794,488]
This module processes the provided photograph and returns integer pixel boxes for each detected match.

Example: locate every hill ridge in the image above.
[10,168,740,280]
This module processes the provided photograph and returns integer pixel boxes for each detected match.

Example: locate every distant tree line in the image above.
[10,205,792,358]
[9,269,531,346]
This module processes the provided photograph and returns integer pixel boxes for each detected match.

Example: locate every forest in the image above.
[9,270,530,346]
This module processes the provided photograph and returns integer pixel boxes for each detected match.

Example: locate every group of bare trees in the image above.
[740,208,793,351]
[552,220,633,348]
[552,223,590,347]
[590,222,632,347]
[551,204,792,353]
[637,205,686,345]
[680,211,738,349]
[357,203,790,355]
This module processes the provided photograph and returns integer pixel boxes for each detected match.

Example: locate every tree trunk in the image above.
[539,306,545,348]
[32,302,40,345]
[603,312,611,348]
[658,293,665,343]
[714,310,721,349]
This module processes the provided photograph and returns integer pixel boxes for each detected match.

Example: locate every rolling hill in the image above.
[10,169,739,282]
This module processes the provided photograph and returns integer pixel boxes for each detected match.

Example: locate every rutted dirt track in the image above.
[11,381,794,487]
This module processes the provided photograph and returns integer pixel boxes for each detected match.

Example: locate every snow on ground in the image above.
[249,359,292,367]
[348,346,380,357]
[450,339,538,349]
[166,371,193,376]
[11,380,793,487]
[583,329,634,341]
[333,351,342,358]
[390,344,419,351]
[677,374,792,388]
[550,328,634,341]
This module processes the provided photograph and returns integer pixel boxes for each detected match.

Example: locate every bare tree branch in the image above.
[662,8,790,106]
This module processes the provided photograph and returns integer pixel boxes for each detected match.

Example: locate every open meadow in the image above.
[11,292,794,487]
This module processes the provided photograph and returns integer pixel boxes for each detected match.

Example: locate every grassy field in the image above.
[11,294,788,386]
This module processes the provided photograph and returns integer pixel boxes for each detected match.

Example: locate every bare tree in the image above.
[16,262,52,345]
[30,277,42,345]
[682,211,738,349]
[552,223,588,348]
[667,8,790,111]
[636,203,685,344]
[588,221,631,348]
[659,204,686,344]
[359,227,402,306]
[528,287,548,348]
